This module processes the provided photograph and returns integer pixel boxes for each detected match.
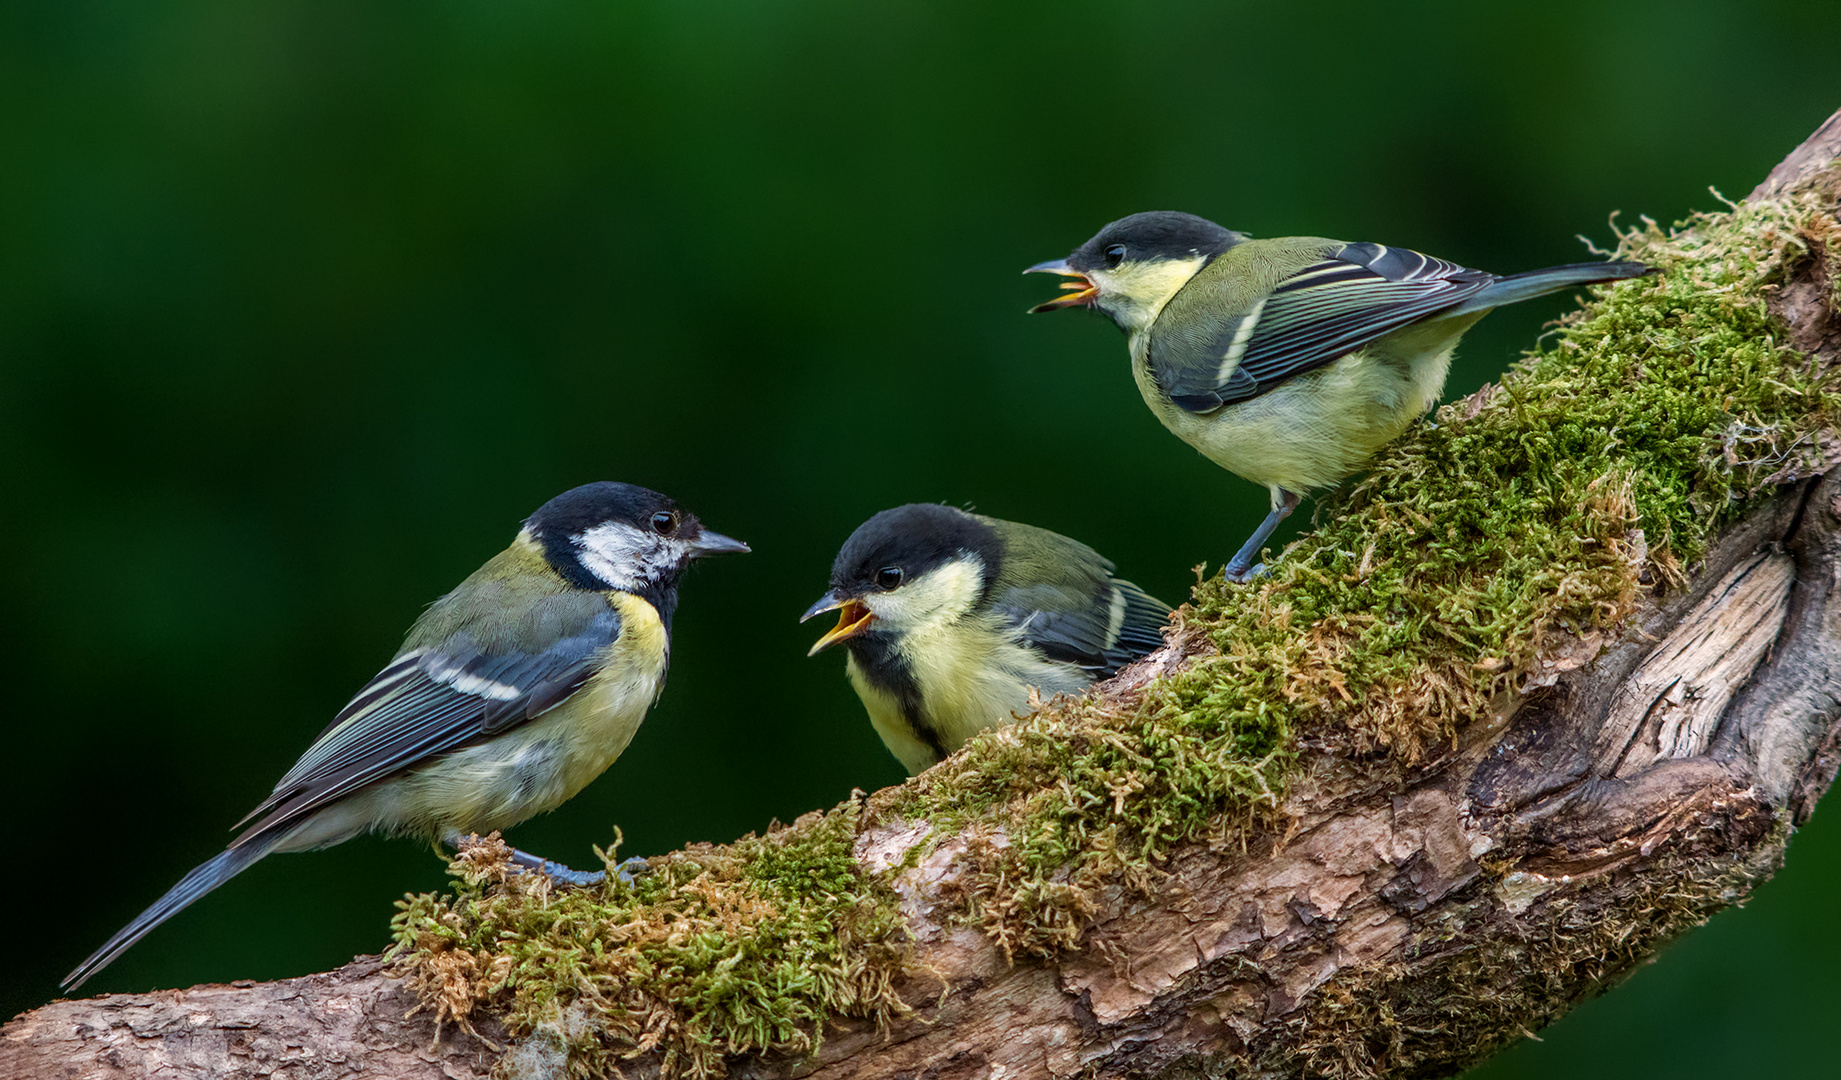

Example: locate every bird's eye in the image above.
[1104,244,1126,268]
[650,511,679,537]
[876,566,903,591]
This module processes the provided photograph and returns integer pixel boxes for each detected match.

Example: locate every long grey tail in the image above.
[1446,260,1654,317]
[63,836,280,992]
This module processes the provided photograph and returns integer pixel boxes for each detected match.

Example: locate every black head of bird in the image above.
[528,481,751,622]
[1026,211,1246,331]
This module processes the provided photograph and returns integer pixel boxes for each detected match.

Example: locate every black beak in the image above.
[688,530,751,557]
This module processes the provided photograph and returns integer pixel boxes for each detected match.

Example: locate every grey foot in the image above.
[442,831,650,887]
[505,848,652,887]
[1222,561,1269,584]
[1224,492,1299,585]
[505,847,606,886]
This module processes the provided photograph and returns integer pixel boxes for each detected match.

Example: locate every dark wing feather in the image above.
[991,570,1172,679]
[1099,578,1172,672]
[1155,242,1497,413]
[232,598,619,844]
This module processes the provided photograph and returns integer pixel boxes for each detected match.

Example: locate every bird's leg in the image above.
[504,847,608,887]
[1223,489,1302,582]
[441,831,649,887]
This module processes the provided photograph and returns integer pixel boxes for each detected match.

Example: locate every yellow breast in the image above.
[1129,334,1454,498]
[847,614,1090,777]
[551,591,670,796]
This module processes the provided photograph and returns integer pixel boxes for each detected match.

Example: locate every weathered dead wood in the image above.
[0,958,504,1079]
[7,108,1840,1080]
[1596,552,1794,778]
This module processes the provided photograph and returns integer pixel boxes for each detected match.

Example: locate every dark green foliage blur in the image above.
[2,1,1834,1072]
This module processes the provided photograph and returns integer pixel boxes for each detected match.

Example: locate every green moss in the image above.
[389,804,909,1079]
[391,178,1839,1074]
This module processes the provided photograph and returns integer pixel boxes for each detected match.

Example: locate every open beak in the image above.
[802,591,875,656]
[688,530,751,557]
[1024,257,1098,313]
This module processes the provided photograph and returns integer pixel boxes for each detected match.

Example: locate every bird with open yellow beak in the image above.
[803,503,1170,774]
[1028,211,1652,580]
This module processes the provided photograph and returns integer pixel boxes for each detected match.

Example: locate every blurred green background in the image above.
[3,1,1836,1073]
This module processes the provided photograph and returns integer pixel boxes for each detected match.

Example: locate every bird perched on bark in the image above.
[64,481,748,990]
[1027,211,1652,579]
[803,503,1170,774]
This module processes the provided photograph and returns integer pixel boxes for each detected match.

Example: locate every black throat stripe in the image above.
[847,633,950,765]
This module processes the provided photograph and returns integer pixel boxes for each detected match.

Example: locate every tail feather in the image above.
[62,838,279,992]
[1446,260,1653,317]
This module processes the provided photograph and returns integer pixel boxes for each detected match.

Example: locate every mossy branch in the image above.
[8,110,1841,1080]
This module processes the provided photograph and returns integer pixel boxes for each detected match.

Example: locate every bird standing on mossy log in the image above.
[1027,211,1653,580]
[803,504,1171,775]
[63,482,748,991]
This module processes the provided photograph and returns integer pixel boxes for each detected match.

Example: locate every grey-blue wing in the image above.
[232,604,620,844]
[1154,242,1496,413]
[996,575,1172,679]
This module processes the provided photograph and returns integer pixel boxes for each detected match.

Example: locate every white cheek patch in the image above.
[1094,254,1207,332]
[867,557,984,632]
[573,522,658,592]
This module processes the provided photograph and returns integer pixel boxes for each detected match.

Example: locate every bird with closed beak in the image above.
[803,504,1171,775]
[1027,211,1653,580]
[64,481,748,991]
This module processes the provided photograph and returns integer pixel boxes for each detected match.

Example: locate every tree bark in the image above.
[7,110,1840,1080]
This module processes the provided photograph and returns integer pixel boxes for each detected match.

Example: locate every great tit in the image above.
[63,481,747,991]
[1027,212,1652,580]
[802,504,1171,775]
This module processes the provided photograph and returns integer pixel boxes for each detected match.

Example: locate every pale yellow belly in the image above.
[1131,336,1455,500]
[845,621,1090,776]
